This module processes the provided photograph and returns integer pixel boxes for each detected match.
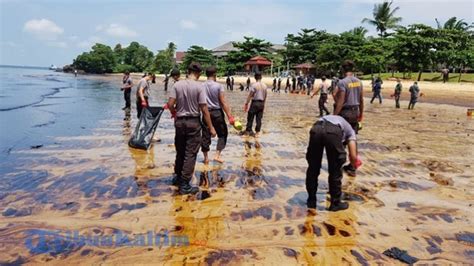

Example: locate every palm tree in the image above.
[362,0,402,37]
[348,26,368,37]
[435,17,473,31]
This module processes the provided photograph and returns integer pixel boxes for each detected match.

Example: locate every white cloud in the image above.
[96,23,138,38]
[77,36,104,49]
[23,18,64,40]
[180,20,197,30]
[47,41,67,48]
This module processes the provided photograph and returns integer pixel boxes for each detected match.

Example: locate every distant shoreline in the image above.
[0,64,49,70]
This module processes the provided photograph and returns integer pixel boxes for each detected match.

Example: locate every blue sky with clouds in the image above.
[1,0,473,67]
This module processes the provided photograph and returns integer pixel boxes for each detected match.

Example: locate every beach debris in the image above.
[429,173,454,186]
[382,247,418,264]
[455,232,474,246]
[30,144,43,149]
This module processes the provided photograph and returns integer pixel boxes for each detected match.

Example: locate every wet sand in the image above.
[0,76,473,264]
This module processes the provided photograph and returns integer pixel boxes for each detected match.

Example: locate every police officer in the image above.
[277,77,282,93]
[121,71,133,111]
[246,76,251,91]
[370,77,383,104]
[136,72,153,119]
[272,77,277,92]
[408,81,420,110]
[311,76,330,117]
[201,66,235,164]
[334,60,364,134]
[334,60,363,177]
[306,115,361,213]
[226,75,231,90]
[167,62,216,194]
[170,68,180,85]
[244,72,267,137]
[393,78,402,108]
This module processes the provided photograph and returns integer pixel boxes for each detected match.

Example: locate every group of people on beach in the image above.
[369,76,422,109]
[119,59,422,213]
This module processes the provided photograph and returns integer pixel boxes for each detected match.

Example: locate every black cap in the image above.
[206,66,217,77]
[170,68,180,76]
[187,62,202,73]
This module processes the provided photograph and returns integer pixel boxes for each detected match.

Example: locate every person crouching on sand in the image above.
[201,66,235,164]
[244,71,267,138]
[306,115,362,213]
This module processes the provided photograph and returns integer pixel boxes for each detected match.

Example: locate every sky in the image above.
[0,0,473,67]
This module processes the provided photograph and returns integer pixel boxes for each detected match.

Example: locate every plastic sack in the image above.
[128,106,164,150]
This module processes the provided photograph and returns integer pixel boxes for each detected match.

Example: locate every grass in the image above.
[359,72,474,83]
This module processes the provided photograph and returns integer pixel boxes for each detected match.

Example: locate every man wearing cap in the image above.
[136,72,153,119]
[244,72,267,137]
[201,66,235,164]
[306,115,361,213]
[167,62,216,194]
[121,71,133,111]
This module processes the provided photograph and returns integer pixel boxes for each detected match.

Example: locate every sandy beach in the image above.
[0,73,473,264]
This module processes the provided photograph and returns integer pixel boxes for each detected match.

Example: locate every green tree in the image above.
[284,29,333,66]
[225,37,272,71]
[122,42,154,72]
[73,43,116,74]
[182,45,215,70]
[435,17,473,31]
[362,0,402,37]
[113,43,124,64]
[154,42,177,74]
[393,24,436,80]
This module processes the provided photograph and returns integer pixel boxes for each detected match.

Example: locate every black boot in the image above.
[327,199,349,212]
[343,164,356,177]
[171,175,181,186]
[179,180,199,195]
[307,195,316,209]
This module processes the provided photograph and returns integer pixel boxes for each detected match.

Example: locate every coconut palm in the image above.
[362,0,402,37]
[435,17,473,31]
[348,26,369,37]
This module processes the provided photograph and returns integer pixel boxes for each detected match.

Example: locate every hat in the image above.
[187,62,202,73]
[170,68,180,76]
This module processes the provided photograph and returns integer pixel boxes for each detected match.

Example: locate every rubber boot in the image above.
[327,199,349,212]
[307,195,316,209]
[178,179,199,195]
[171,175,181,186]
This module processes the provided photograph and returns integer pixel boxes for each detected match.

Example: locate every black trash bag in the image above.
[383,247,419,264]
[128,106,164,150]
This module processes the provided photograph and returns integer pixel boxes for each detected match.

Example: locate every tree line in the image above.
[72,1,473,81]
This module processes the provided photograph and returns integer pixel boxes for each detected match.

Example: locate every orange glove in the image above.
[228,115,235,125]
[163,103,169,110]
[358,114,363,122]
[141,100,148,108]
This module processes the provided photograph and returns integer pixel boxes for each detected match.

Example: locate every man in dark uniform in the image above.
[285,77,290,93]
[311,76,331,117]
[393,78,402,108]
[163,74,170,92]
[167,62,216,194]
[201,66,235,164]
[231,76,234,91]
[136,72,153,119]
[226,76,231,90]
[244,72,267,137]
[306,115,361,213]
[272,77,277,92]
[292,75,297,93]
[246,76,251,91]
[370,77,383,104]
[334,60,364,134]
[408,81,420,110]
[334,60,364,177]
[121,71,133,111]
[277,77,282,93]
